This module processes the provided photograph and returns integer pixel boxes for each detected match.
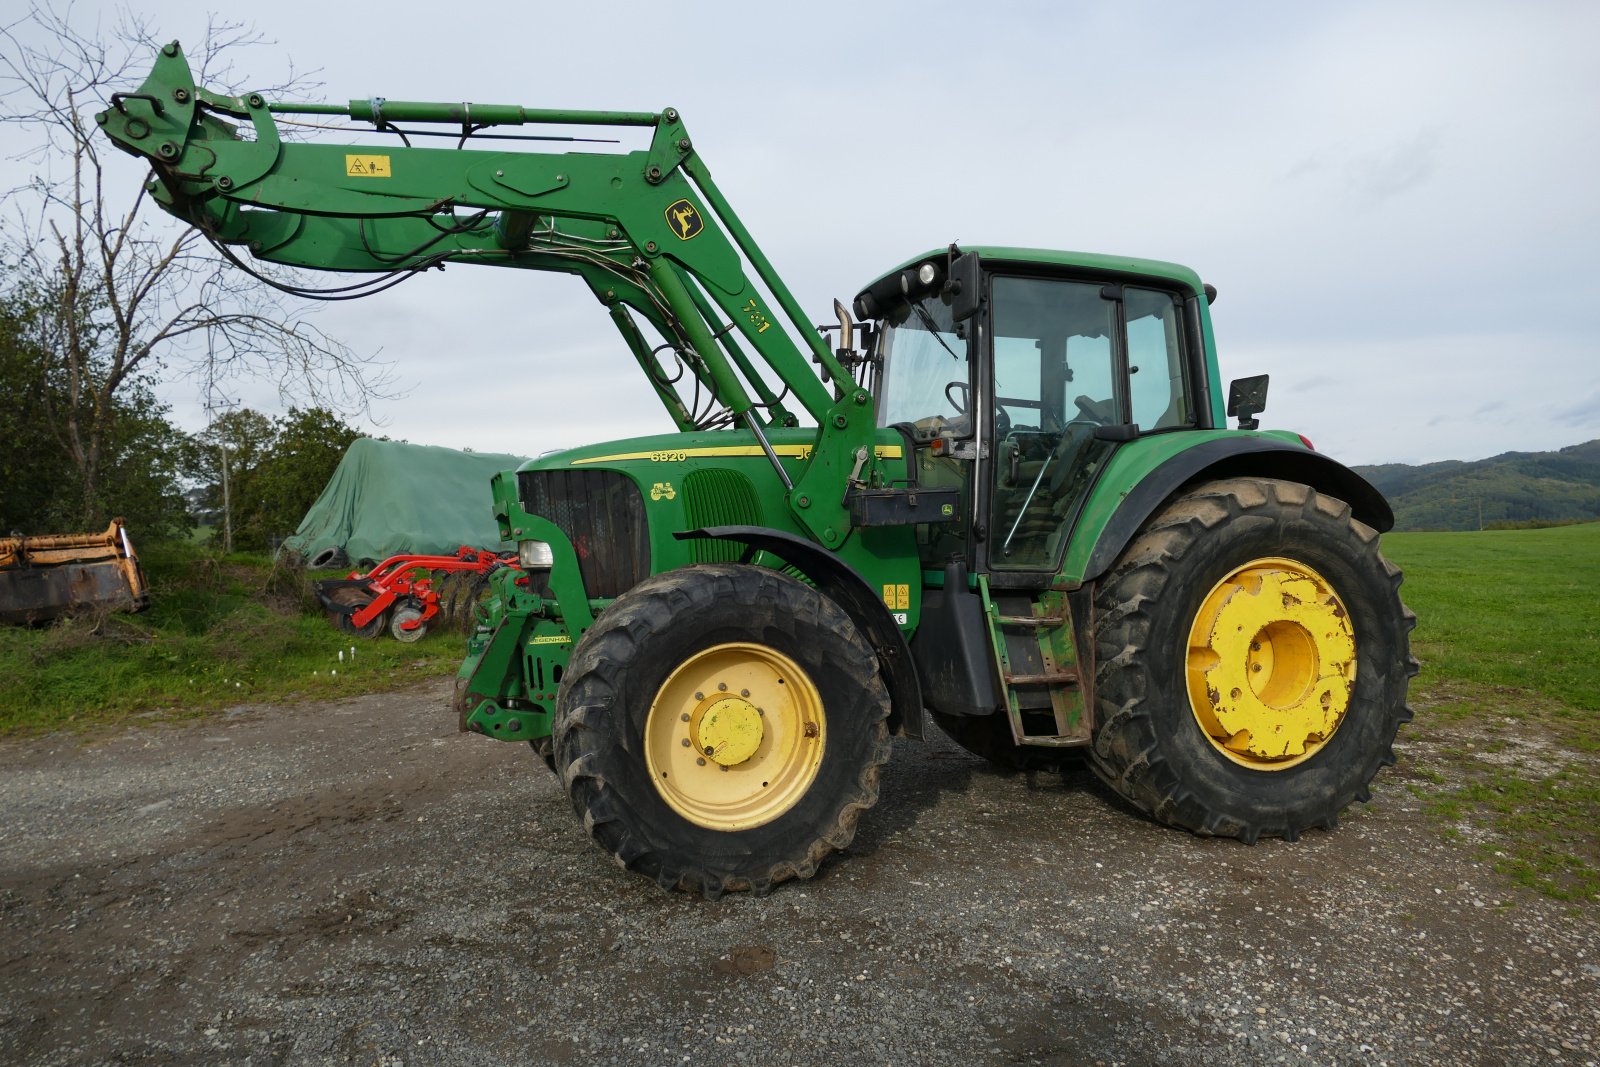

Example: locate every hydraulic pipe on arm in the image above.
[98,41,884,545]
[605,304,697,432]
[675,266,796,427]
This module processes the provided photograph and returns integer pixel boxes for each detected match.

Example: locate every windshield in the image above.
[875,296,968,428]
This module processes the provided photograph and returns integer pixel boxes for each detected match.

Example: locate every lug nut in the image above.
[740,689,749,697]
[680,738,690,748]
[680,712,690,722]
[696,757,706,766]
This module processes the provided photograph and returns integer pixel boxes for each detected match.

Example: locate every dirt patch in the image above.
[2,682,1597,1065]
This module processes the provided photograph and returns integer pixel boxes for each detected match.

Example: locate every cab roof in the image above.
[858,246,1206,300]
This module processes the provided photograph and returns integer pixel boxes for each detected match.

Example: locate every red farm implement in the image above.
[314,546,520,643]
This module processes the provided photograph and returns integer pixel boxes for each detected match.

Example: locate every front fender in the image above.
[675,526,925,739]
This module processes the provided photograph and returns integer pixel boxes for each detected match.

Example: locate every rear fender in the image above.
[675,526,925,739]
[1077,438,1393,585]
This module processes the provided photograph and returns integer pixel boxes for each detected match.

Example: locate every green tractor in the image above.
[101,44,1415,896]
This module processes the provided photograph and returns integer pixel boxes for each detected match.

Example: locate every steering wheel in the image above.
[1074,394,1116,424]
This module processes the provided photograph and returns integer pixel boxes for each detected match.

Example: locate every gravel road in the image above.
[2,678,1596,1066]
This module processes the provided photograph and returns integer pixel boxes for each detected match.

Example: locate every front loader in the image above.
[100,43,1416,896]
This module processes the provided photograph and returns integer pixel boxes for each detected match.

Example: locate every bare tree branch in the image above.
[0,1,393,525]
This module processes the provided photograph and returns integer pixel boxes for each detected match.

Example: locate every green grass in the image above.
[1383,522,1600,904]
[0,542,460,735]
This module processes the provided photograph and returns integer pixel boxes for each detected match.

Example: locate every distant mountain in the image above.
[1354,440,1600,531]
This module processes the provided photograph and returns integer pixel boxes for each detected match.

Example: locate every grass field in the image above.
[1382,522,1600,904]
[0,543,461,735]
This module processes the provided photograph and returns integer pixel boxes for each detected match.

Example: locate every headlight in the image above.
[518,540,554,568]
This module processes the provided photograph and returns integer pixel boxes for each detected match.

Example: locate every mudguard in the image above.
[1080,438,1393,584]
[675,526,925,739]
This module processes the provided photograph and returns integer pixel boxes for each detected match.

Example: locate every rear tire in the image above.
[553,564,891,896]
[1089,478,1416,842]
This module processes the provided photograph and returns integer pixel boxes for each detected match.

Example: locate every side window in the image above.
[1125,287,1192,430]
[993,336,1042,432]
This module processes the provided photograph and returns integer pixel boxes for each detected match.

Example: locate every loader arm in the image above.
[98,42,881,546]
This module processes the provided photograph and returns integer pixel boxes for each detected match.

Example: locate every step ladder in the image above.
[979,576,1090,748]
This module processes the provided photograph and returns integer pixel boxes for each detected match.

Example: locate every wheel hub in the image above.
[1186,558,1356,770]
[694,696,764,766]
[644,642,826,830]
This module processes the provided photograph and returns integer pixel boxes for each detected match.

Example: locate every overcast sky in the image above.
[6,0,1597,467]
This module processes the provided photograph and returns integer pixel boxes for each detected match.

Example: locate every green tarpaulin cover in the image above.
[281,438,527,565]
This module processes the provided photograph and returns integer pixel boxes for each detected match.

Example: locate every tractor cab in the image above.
[858,247,1216,580]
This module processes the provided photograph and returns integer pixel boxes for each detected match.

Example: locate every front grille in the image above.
[518,469,649,598]
[681,469,761,563]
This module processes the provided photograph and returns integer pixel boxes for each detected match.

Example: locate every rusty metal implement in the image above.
[0,520,151,625]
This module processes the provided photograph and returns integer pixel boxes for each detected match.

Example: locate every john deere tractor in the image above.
[101,44,1415,896]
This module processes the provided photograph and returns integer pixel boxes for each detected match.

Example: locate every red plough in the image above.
[314,546,520,642]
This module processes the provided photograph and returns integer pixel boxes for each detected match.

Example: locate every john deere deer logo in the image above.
[665,199,703,240]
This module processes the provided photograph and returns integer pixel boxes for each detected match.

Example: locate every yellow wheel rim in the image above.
[1185,557,1356,771]
[644,642,826,831]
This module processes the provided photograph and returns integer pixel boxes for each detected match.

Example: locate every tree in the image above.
[189,405,363,552]
[247,406,363,548]
[0,4,392,531]
[0,281,192,537]
[190,406,275,551]
[0,284,56,531]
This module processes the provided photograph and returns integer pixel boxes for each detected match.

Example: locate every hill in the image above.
[1354,439,1600,531]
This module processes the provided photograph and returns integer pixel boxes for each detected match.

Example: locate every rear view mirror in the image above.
[1227,374,1269,430]
[948,252,982,322]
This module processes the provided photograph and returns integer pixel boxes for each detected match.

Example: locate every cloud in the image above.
[1551,390,1600,428]
[1346,128,1442,206]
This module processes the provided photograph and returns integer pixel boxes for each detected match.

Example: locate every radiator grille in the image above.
[517,469,649,598]
[681,469,761,563]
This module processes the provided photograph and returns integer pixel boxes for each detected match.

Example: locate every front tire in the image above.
[1090,478,1416,842]
[553,564,891,896]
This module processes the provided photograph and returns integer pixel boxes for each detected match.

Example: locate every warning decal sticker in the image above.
[345,154,392,178]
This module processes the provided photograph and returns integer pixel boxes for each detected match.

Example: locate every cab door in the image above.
[979,274,1198,580]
